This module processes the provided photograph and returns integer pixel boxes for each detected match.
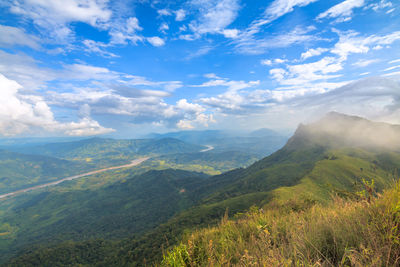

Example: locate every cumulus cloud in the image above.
[0,73,113,136]
[270,56,343,86]
[175,9,186,21]
[147,36,165,47]
[317,0,365,23]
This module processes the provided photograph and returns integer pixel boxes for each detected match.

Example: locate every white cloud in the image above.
[62,64,119,81]
[301,47,328,60]
[0,50,57,90]
[147,36,165,47]
[389,59,400,64]
[238,0,318,44]
[317,0,365,22]
[204,73,221,79]
[158,9,172,16]
[0,25,41,49]
[366,0,393,12]
[0,73,113,136]
[193,77,260,91]
[234,26,319,54]
[175,9,186,21]
[83,39,118,58]
[264,0,318,23]
[352,59,379,67]
[185,45,214,60]
[222,29,239,38]
[159,23,169,33]
[331,30,400,60]
[383,65,400,72]
[270,56,343,86]
[386,8,395,14]
[274,58,287,64]
[184,0,240,39]
[109,17,143,45]
[9,0,112,41]
[261,59,273,66]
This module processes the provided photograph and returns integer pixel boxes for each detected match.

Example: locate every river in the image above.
[0,157,149,200]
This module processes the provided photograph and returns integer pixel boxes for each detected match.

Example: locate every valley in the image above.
[0,157,149,200]
[1,113,400,266]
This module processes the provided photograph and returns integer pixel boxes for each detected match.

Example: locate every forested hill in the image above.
[4,113,400,266]
[6,137,206,166]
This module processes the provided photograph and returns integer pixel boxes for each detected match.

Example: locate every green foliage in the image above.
[0,150,90,194]
[162,181,400,266]
[10,137,205,168]
[0,169,208,263]
[4,114,400,266]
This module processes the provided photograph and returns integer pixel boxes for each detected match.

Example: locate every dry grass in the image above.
[162,182,400,266]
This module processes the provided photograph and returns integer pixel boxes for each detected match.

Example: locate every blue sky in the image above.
[0,0,399,137]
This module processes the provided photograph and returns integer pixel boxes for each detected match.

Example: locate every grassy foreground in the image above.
[162,181,400,266]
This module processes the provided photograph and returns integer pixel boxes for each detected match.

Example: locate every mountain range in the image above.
[1,113,400,266]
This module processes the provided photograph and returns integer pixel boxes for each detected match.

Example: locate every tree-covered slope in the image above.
[0,150,89,194]
[9,137,205,167]
[0,169,208,263]
[4,113,400,266]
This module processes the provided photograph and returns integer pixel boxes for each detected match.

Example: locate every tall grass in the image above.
[162,182,400,266]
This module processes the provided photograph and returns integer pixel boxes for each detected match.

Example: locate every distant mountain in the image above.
[248,128,281,137]
[8,137,205,167]
[0,137,84,147]
[147,130,228,144]
[147,129,288,157]
[5,113,400,266]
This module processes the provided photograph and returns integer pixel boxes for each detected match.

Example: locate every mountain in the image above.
[0,149,89,194]
[147,129,289,157]
[4,113,400,266]
[0,169,209,263]
[248,128,281,137]
[8,137,205,167]
[147,130,227,144]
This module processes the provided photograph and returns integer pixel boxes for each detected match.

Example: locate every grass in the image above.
[162,180,400,266]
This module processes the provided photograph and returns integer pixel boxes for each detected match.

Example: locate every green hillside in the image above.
[3,113,400,266]
[10,137,205,167]
[163,181,400,266]
[0,150,89,194]
[0,169,208,262]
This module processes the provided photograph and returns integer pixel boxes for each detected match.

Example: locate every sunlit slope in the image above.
[5,112,400,266]
[0,149,88,194]
[0,169,208,262]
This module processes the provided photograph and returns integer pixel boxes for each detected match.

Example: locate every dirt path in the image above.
[0,157,149,200]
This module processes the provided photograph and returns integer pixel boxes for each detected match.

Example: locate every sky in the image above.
[0,0,399,138]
